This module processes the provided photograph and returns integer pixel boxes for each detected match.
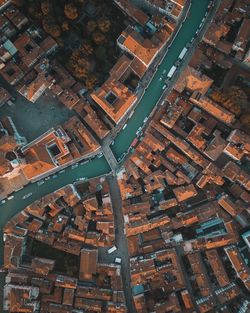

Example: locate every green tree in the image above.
[64,3,78,20]
[98,17,111,33]
[41,0,51,15]
[92,30,105,45]
[80,42,94,56]
[87,20,97,33]
[85,74,98,90]
[42,17,61,37]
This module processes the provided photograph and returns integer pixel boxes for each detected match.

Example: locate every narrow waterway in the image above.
[111,0,210,159]
[0,0,210,265]
[0,0,211,310]
[0,0,212,296]
[0,157,110,263]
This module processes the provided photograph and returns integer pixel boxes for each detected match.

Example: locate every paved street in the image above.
[98,2,222,312]
[176,246,201,312]
[0,1,222,312]
[107,174,137,313]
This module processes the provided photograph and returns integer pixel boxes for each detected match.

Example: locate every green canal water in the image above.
[111,0,210,159]
[0,0,211,309]
[0,0,210,266]
[0,157,110,263]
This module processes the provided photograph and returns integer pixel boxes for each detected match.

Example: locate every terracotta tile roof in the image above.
[203,23,230,46]
[114,0,149,26]
[206,249,230,287]
[14,33,43,68]
[225,245,250,289]
[173,184,197,202]
[21,117,99,180]
[91,77,137,124]
[79,248,98,281]
[130,57,147,78]
[233,18,250,53]
[191,96,235,125]
[74,100,110,139]
[62,288,74,306]
[17,71,53,103]
[0,0,9,7]
[0,60,24,85]
[181,290,193,309]
[120,27,158,66]
[174,65,213,95]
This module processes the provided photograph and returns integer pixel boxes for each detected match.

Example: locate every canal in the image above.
[111,0,210,160]
[0,0,210,264]
[0,0,210,266]
[0,157,110,264]
[0,0,212,309]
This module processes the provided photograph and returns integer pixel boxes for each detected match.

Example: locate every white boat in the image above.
[22,192,32,200]
[129,110,134,119]
[108,246,117,254]
[77,177,87,182]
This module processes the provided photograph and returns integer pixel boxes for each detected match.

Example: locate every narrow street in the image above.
[106,174,137,313]
[176,246,201,312]
[0,1,222,312]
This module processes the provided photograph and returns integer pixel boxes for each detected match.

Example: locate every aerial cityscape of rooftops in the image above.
[0,0,249,312]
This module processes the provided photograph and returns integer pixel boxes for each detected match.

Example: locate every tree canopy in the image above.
[12,0,126,91]
[64,3,78,20]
